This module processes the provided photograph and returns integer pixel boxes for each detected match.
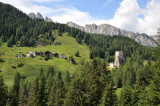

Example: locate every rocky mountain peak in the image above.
[67,22,158,47]
[28,12,53,22]
[44,16,53,22]
[36,12,43,19]
[28,12,36,19]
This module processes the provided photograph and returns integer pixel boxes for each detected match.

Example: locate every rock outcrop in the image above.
[44,16,53,22]
[109,51,125,68]
[67,22,158,47]
[36,12,43,19]
[28,12,36,19]
[114,51,125,68]
[28,12,52,22]
[150,35,159,42]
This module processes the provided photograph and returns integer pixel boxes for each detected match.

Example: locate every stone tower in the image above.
[114,51,125,68]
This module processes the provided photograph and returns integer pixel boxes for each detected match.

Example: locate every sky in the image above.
[0,0,160,35]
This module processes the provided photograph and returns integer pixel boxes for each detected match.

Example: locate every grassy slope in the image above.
[0,31,90,87]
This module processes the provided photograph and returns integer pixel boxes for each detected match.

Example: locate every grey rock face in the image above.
[67,22,158,47]
[28,12,36,19]
[114,51,125,68]
[36,12,44,19]
[28,12,53,22]
[150,35,159,42]
[44,16,53,22]
[67,22,84,31]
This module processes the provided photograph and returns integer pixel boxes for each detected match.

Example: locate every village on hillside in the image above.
[16,51,76,64]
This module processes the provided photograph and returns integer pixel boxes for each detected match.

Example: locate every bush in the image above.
[69,56,76,64]
[75,50,80,57]
[17,63,24,67]
[11,66,16,69]
[54,42,62,46]
[0,59,4,62]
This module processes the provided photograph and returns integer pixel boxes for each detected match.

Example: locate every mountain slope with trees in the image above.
[0,2,159,106]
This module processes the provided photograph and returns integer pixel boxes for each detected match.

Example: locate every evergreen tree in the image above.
[0,70,8,106]
[57,72,62,81]
[48,82,56,106]
[39,75,47,106]
[120,86,132,105]
[9,72,21,106]
[65,71,71,83]
[100,84,117,106]
[75,50,80,57]
[27,78,40,106]
[19,87,27,106]
[148,28,160,105]
[64,79,86,106]
[54,81,66,106]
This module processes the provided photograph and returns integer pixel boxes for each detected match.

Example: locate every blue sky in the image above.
[0,0,160,35]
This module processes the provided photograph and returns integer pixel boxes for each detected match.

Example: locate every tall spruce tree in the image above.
[100,84,117,106]
[54,81,66,106]
[120,86,132,105]
[64,79,86,106]
[148,28,160,105]
[0,70,8,106]
[27,78,40,106]
[39,75,47,106]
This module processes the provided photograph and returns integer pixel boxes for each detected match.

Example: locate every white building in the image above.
[61,54,65,59]
[109,62,115,68]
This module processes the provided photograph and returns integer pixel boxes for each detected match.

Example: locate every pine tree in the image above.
[9,72,21,106]
[100,84,117,106]
[27,78,40,106]
[75,50,80,57]
[13,72,21,93]
[64,79,86,106]
[54,81,66,106]
[39,75,47,106]
[39,67,44,77]
[120,86,132,105]
[57,72,62,81]
[19,87,27,106]
[65,71,70,83]
[0,71,8,106]
[48,82,56,106]
[86,58,102,105]
[148,28,160,104]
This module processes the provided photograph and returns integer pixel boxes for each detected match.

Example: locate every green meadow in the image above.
[0,31,90,87]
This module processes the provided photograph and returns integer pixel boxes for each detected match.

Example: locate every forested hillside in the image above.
[0,2,160,106]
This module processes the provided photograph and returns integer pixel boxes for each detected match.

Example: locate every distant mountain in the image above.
[67,22,158,47]
[150,35,159,41]
[28,12,53,22]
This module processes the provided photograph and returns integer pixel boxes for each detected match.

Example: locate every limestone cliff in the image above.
[67,22,158,47]
[114,51,125,68]
[28,12,53,22]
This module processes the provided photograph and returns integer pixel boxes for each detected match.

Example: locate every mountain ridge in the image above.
[28,12,53,22]
[67,22,158,47]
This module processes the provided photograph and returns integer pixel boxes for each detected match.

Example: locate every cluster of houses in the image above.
[17,51,65,59]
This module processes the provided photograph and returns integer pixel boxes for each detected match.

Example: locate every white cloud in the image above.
[0,0,53,14]
[32,0,64,3]
[50,8,108,26]
[107,0,160,35]
[99,0,114,11]
[108,0,143,32]
[137,0,160,35]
